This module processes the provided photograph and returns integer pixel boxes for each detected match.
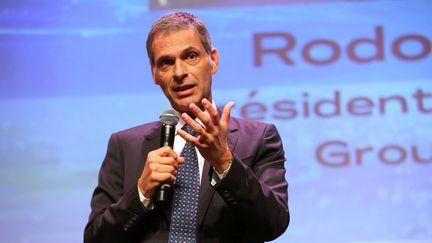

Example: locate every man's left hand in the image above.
[177,98,234,173]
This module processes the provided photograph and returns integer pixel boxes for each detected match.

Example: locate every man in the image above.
[84,12,289,242]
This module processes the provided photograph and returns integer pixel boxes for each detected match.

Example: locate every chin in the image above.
[173,102,193,113]
[174,97,201,110]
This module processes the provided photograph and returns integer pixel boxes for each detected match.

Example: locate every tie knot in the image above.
[182,124,197,137]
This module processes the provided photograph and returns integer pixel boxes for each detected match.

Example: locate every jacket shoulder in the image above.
[113,121,160,140]
[230,116,276,133]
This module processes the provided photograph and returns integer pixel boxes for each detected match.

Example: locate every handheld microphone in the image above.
[156,109,179,204]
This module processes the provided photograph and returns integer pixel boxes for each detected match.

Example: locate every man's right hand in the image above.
[138,147,184,198]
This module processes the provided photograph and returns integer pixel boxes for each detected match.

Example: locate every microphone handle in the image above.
[156,124,175,205]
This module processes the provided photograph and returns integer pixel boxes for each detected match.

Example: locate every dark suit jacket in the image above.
[84,117,289,242]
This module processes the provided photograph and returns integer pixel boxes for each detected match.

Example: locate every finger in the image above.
[177,129,207,148]
[154,164,178,174]
[201,98,219,126]
[188,103,212,130]
[221,101,235,127]
[177,127,198,143]
[155,146,178,158]
[177,156,185,165]
[151,173,176,185]
[182,112,206,136]
[156,157,180,168]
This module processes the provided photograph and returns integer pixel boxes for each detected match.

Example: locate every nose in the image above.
[173,60,187,82]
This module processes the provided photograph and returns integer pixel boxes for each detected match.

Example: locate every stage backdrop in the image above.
[1,0,431,242]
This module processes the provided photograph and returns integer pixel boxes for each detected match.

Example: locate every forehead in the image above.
[152,28,204,59]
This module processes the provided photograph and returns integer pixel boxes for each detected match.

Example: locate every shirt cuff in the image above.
[138,186,155,210]
[210,162,232,186]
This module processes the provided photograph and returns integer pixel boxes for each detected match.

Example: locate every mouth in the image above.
[173,84,196,97]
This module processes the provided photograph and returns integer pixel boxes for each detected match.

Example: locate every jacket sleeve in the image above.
[212,123,290,241]
[84,133,151,243]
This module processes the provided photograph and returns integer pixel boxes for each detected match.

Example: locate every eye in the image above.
[187,52,198,60]
[157,58,174,69]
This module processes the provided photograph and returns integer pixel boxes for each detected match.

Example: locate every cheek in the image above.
[154,73,167,86]
[159,82,170,92]
[198,65,212,80]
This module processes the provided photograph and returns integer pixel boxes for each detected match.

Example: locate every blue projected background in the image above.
[1,0,431,242]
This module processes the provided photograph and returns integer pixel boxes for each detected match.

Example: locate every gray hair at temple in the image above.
[146,12,213,66]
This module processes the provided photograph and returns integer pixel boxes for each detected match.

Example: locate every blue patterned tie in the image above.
[168,125,200,243]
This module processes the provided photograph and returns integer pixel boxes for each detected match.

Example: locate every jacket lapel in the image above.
[140,123,161,173]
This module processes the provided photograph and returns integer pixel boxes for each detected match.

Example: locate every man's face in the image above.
[151,27,219,113]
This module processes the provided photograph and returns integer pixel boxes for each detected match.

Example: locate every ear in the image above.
[210,48,219,74]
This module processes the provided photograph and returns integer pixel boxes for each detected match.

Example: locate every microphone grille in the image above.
[159,109,179,126]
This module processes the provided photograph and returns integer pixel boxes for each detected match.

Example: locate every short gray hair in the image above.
[146,12,212,66]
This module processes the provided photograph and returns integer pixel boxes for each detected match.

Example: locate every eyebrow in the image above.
[181,46,200,55]
[155,45,201,64]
